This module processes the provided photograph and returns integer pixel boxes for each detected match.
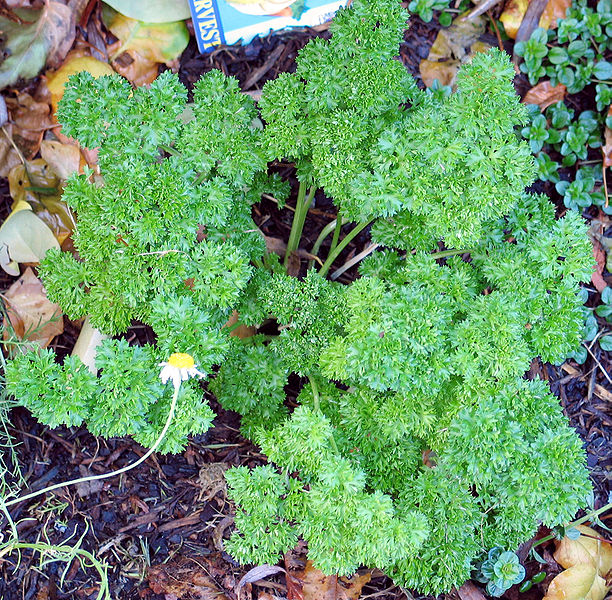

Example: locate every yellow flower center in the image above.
[167,353,195,369]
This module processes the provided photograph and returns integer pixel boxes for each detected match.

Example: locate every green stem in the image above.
[309,217,348,270]
[430,248,473,259]
[159,144,179,156]
[532,502,612,549]
[330,211,343,254]
[309,376,320,412]
[284,183,315,269]
[319,220,371,277]
[309,376,339,454]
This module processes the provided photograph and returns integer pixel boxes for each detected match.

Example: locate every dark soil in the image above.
[1,9,612,600]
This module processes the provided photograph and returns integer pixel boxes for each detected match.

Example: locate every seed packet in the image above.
[188,0,349,53]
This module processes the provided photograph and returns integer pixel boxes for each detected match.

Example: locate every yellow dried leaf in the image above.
[419,12,487,89]
[500,0,572,39]
[499,0,529,39]
[554,525,612,577]
[8,160,74,245]
[540,0,572,29]
[102,5,189,64]
[40,140,82,180]
[46,50,115,116]
[544,564,608,600]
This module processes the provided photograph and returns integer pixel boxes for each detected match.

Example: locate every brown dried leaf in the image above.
[543,564,608,600]
[2,267,63,349]
[147,560,232,600]
[292,561,371,600]
[0,1,75,89]
[522,80,566,110]
[591,236,608,292]
[554,526,612,577]
[457,581,488,600]
[0,127,22,178]
[4,92,52,158]
[603,105,612,168]
[419,13,488,89]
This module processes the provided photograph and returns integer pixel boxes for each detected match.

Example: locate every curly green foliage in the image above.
[473,195,594,364]
[361,49,535,245]
[224,465,302,565]
[260,0,418,214]
[6,350,96,428]
[261,270,348,375]
[44,69,271,335]
[209,336,289,437]
[439,378,591,549]
[5,339,211,453]
[228,407,429,575]
[320,275,456,394]
[389,467,482,596]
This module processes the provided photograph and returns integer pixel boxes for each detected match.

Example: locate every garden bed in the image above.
[1,2,612,599]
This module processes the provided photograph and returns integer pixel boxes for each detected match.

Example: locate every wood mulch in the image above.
[0,11,611,600]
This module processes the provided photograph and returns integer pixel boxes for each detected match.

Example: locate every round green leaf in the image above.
[548,47,569,65]
[593,60,612,80]
[600,335,612,351]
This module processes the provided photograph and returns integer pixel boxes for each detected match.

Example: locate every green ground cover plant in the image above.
[4,0,595,594]
[518,0,612,362]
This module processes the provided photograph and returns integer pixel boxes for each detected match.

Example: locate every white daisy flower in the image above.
[159,352,205,391]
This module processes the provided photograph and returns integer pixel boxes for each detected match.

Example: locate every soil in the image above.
[1,8,611,600]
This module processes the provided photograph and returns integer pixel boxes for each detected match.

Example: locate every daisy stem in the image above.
[0,385,180,509]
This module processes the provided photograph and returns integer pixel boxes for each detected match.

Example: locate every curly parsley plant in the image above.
[6,0,594,594]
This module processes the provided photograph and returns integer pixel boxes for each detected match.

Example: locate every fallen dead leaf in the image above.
[148,559,232,600]
[0,2,75,89]
[40,140,82,180]
[107,46,160,86]
[0,209,59,275]
[223,309,257,339]
[197,462,229,503]
[237,565,285,600]
[522,81,567,110]
[8,159,74,244]
[543,563,608,600]
[102,5,189,86]
[500,0,571,39]
[4,92,52,158]
[290,561,371,600]
[457,581,488,600]
[544,526,612,600]
[419,13,488,89]
[554,525,612,576]
[0,127,22,178]
[71,316,110,374]
[2,267,63,350]
[540,0,572,29]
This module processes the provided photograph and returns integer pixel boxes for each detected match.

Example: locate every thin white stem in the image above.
[1,385,180,509]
